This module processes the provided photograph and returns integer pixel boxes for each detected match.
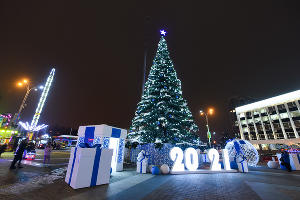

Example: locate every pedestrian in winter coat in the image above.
[280,151,292,172]
[10,139,27,169]
[44,143,52,164]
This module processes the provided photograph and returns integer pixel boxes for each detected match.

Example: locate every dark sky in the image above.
[1,1,300,139]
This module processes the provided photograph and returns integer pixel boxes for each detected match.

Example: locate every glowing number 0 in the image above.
[170,147,184,171]
[208,149,221,171]
[184,148,199,171]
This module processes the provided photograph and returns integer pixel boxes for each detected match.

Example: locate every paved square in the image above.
[1,156,300,200]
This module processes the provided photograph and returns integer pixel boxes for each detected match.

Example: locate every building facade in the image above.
[234,90,300,149]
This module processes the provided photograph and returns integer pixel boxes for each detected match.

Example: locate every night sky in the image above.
[1,1,300,140]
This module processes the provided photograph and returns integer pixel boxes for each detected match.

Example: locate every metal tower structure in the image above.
[19,68,55,132]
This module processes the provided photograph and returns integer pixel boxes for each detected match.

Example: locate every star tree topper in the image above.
[160,29,167,36]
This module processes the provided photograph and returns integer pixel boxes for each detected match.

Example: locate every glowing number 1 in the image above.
[222,149,231,170]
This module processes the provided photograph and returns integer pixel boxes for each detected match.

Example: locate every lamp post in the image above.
[12,79,44,124]
[200,108,214,147]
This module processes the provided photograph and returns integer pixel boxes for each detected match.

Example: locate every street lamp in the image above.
[12,79,44,124]
[200,108,214,147]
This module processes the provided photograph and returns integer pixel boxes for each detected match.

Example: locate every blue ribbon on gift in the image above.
[239,155,246,172]
[138,151,149,173]
[90,146,102,187]
[233,141,241,155]
[84,126,95,146]
[68,147,78,185]
[111,128,121,138]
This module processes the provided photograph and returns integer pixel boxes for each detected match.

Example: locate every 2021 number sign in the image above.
[170,147,231,172]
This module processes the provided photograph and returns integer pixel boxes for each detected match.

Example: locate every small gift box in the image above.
[65,146,113,189]
[201,153,209,163]
[237,161,248,173]
[136,150,149,174]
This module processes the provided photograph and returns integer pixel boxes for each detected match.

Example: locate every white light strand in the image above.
[19,121,48,132]
[31,68,55,128]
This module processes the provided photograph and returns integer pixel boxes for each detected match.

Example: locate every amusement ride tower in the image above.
[19,68,55,132]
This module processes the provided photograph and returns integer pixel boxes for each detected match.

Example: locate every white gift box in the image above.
[65,147,113,189]
[78,124,127,138]
[137,160,148,174]
[237,161,248,173]
[201,154,209,163]
[77,124,127,172]
[290,154,300,170]
[136,150,149,174]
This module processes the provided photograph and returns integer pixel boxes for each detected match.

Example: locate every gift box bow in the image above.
[137,150,150,162]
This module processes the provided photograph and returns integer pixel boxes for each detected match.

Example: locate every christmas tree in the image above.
[129,30,199,144]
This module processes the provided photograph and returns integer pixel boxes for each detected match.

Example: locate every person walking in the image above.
[280,151,292,172]
[10,139,27,169]
[43,143,52,164]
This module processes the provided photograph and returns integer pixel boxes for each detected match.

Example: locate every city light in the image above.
[17,79,29,87]
[208,108,214,115]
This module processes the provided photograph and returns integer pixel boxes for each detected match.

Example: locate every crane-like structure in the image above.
[19,68,55,132]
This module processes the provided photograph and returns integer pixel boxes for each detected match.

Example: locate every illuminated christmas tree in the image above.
[129,30,199,144]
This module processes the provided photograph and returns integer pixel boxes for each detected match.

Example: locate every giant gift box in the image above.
[65,147,113,189]
[77,124,127,172]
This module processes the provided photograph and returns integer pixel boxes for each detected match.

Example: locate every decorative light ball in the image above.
[151,166,160,175]
[160,164,170,174]
[225,139,259,166]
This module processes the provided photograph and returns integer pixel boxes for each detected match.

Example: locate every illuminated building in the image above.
[234,90,300,149]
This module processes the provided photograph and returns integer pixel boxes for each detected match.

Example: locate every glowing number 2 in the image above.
[170,147,184,171]
[208,149,221,171]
